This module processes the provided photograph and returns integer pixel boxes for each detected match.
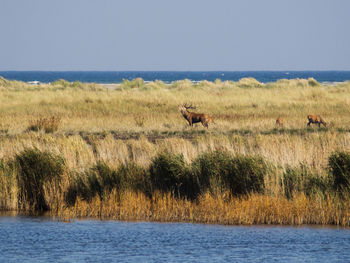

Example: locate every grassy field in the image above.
[1,76,350,225]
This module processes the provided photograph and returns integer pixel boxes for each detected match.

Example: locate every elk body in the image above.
[276,116,283,127]
[178,104,213,128]
[307,114,327,127]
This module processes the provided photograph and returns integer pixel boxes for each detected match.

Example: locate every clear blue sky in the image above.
[1,0,350,71]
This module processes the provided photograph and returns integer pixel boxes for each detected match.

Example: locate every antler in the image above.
[183,103,197,110]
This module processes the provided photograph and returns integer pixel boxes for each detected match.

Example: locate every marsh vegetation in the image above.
[1,76,350,225]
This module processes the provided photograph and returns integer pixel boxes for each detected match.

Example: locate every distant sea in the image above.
[1,71,350,84]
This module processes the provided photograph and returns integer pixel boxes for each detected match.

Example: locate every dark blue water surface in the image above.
[0,216,349,263]
[1,71,350,84]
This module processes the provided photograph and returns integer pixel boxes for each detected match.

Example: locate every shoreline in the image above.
[0,211,348,229]
[1,191,349,227]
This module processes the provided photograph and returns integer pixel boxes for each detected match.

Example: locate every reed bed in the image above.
[59,191,350,226]
[1,76,350,226]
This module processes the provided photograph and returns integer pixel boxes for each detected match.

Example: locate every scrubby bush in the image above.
[192,151,267,196]
[16,148,65,211]
[329,151,350,192]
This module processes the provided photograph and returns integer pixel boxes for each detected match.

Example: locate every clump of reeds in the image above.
[27,116,61,133]
[65,151,270,203]
[0,159,17,210]
[66,161,149,205]
[66,161,119,204]
[15,148,65,211]
[192,151,268,197]
[149,152,195,199]
[117,162,149,195]
[282,164,328,199]
[328,151,350,193]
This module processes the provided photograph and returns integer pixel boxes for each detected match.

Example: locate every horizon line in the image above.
[1,69,350,72]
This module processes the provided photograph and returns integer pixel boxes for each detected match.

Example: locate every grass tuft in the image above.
[27,116,61,133]
[15,148,65,211]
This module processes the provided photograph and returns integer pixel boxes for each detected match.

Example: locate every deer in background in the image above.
[307,114,327,127]
[276,116,283,127]
[178,103,213,128]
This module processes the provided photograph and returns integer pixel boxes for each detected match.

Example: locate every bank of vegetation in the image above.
[0,76,350,225]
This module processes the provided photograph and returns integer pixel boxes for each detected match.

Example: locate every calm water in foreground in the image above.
[0,216,349,263]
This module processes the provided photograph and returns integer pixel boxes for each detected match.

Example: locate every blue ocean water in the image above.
[1,71,350,84]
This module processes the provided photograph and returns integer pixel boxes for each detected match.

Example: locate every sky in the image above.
[1,0,350,71]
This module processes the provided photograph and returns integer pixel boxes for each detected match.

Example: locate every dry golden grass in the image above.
[1,77,350,133]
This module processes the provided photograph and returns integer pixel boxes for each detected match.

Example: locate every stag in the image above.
[307,114,327,127]
[276,116,283,127]
[178,103,213,128]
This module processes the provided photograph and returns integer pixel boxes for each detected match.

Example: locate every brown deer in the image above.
[307,114,327,127]
[276,116,283,127]
[178,103,213,128]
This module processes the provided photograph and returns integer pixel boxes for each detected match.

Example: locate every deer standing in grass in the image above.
[276,116,283,127]
[178,103,213,128]
[307,114,327,127]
